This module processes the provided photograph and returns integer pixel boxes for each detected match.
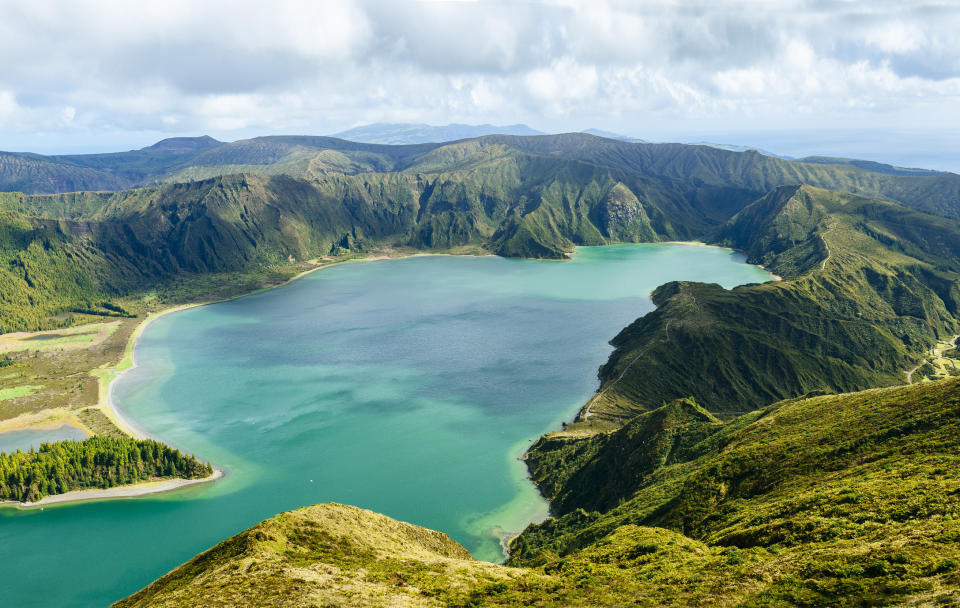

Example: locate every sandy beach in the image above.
[94,302,208,440]
[662,241,783,280]
[1,469,224,510]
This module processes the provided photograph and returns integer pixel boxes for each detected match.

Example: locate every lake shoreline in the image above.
[0,242,776,539]
[0,250,499,507]
[0,468,224,510]
[98,249,500,442]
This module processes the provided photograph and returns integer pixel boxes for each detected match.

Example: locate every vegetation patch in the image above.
[0,385,43,402]
[0,436,212,502]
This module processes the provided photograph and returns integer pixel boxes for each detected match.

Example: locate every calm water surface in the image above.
[0,244,772,607]
[0,424,88,454]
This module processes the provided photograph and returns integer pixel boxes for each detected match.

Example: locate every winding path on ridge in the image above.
[820,223,835,270]
[906,334,960,384]
[582,294,701,420]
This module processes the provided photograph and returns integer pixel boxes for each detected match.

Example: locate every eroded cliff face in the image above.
[597,182,657,242]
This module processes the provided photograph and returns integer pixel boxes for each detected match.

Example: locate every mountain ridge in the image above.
[4,133,958,224]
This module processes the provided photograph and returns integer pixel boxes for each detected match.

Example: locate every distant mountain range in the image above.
[331,123,650,145]
[330,122,545,144]
[0,127,948,196]
[327,123,800,158]
[576,128,647,143]
[689,141,792,159]
[797,155,942,177]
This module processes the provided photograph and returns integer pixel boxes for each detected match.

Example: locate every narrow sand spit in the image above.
[1,469,224,509]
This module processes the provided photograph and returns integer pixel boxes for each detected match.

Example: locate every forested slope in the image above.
[0,436,212,503]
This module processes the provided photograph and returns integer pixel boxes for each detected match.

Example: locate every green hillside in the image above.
[114,378,960,607]
[5,134,960,225]
[0,155,666,330]
[512,378,960,606]
[539,185,960,432]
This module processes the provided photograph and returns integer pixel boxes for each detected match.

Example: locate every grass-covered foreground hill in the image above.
[115,378,960,607]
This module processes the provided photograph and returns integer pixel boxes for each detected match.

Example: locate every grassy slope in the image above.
[484,135,960,219]
[115,379,960,607]
[112,503,518,608]
[511,378,960,606]
[0,136,442,194]
[5,133,960,224]
[0,152,669,330]
[554,185,960,430]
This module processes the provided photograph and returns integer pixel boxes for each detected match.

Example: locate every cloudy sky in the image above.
[1,0,958,168]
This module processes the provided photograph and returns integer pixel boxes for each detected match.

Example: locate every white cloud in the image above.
[861,21,926,55]
[0,0,958,150]
[524,58,598,102]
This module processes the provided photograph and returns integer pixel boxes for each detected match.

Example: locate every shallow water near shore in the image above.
[0,244,773,607]
[0,423,88,454]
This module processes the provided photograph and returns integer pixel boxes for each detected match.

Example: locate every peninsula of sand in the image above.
[1,469,224,509]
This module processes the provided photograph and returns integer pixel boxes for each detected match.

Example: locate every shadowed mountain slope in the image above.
[4,133,959,224]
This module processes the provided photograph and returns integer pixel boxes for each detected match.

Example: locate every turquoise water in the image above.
[0,424,89,454]
[0,244,772,607]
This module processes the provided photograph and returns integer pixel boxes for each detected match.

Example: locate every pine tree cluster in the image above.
[0,436,212,502]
